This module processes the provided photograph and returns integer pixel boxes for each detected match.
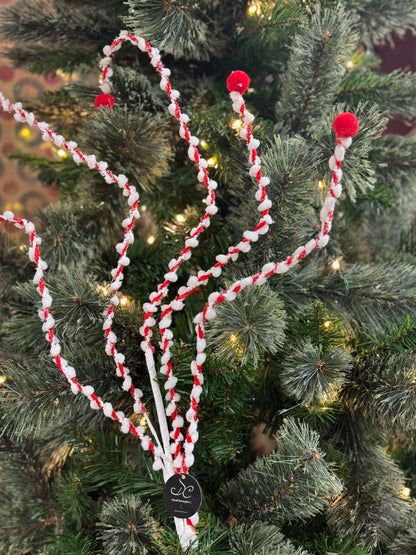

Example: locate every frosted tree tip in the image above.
[227,70,250,94]
[332,112,359,138]
[95,93,115,109]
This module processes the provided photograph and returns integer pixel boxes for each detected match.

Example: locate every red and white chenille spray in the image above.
[0,30,359,550]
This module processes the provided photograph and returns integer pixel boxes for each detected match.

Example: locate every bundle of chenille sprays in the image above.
[0,30,359,549]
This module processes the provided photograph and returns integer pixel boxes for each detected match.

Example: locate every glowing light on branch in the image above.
[331,257,342,271]
[207,156,218,168]
[403,487,411,498]
[248,2,261,16]
[231,118,243,131]
[57,148,68,159]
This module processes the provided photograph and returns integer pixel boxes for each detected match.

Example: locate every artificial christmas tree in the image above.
[1,1,416,554]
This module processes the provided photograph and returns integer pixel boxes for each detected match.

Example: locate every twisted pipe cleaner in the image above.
[0,208,163,461]
[181,130,356,472]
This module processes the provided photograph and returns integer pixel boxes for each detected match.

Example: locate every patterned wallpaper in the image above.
[0,0,62,236]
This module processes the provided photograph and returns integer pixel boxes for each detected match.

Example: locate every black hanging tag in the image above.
[163,473,202,518]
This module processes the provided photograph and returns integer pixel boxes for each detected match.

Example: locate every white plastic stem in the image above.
[145,349,174,474]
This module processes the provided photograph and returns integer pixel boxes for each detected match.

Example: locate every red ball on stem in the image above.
[333,112,359,138]
[95,93,115,109]
[226,71,251,94]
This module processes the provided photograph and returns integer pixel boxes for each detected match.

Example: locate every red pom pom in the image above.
[333,112,359,138]
[95,93,115,109]
[226,71,250,94]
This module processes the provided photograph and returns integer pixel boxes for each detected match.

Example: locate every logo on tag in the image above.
[163,473,202,518]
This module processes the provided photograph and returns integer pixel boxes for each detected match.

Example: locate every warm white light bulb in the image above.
[231,118,243,131]
[57,148,68,159]
[331,258,341,271]
[207,156,218,168]
[403,487,411,498]
[248,2,260,16]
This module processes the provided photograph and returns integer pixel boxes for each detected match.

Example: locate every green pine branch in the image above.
[220,417,342,523]
[276,4,359,133]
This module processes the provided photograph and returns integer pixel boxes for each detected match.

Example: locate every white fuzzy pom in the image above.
[153,458,164,471]
[196,338,207,352]
[186,407,196,422]
[249,164,261,177]
[185,237,199,248]
[71,382,80,394]
[120,418,131,434]
[206,204,218,215]
[83,385,94,397]
[187,275,199,288]
[164,376,178,390]
[259,176,270,186]
[211,266,222,278]
[184,453,195,468]
[50,343,61,356]
[192,385,203,402]
[103,402,113,417]
[173,415,184,428]
[195,353,206,366]
[65,366,76,379]
[258,198,272,211]
[248,138,260,150]
[216,254,228,264]
[237,240,251,253]
[225,290,237,301]
[335,145,345,161]
[243,230,259,242]
[122,376,132,391]
[340,136,353,148]
[142,302,157,313]
[204,307,216,321]
[171,299,184,311]
[184,442,194,454]
[141,436,150,451]
[329,155,337,171]
[332,184,342,198]
[239,128,248,140]
[188,420,198,435]
[114,352,125,364]
[244,112,255,124]
[193,313,203,325]
[254,275,267,286]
